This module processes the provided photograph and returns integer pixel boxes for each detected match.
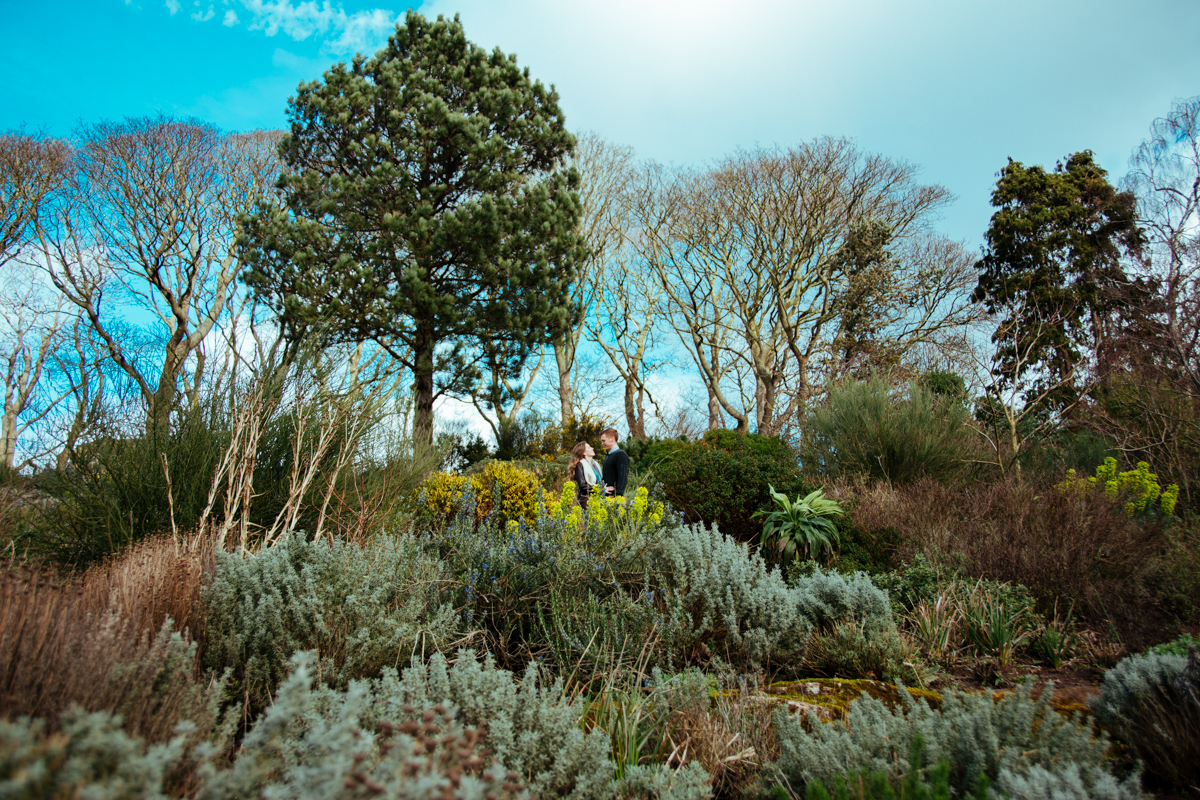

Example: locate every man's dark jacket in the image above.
[602,447,630,497]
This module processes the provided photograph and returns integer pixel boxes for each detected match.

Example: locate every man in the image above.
[599,428,629,497]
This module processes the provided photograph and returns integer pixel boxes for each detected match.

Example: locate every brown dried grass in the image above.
[0,534,223,741]
[666,687,780,799]
[78,532,215,642]
[0,562,222,741]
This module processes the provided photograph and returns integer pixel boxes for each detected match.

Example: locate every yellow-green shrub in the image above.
[1061,456,1180,516]
[411,463,542,527]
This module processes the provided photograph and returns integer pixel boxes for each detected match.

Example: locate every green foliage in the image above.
[960,584,1036,681]
[623,436,691,473]
[240,11,586,440]
[790,567,904,679]
[973,150,1147,411]
[918,371,967,405]
[755,486,844,564]
[532,413,613,458]
[202,532,456,714]
[1091,649,1200,790]
[773,679,1128,798]
[1072,457,1180,517]
[31,404,229,565]
[1146,633,1200,656]
[649,523,814,672]
[310,650,616,800]
[800,736,984,800]
[653,431,806,543]
[616,763,711,800]
[989,763,1143,800]
[802,377,973,485]
[0,710,187,800]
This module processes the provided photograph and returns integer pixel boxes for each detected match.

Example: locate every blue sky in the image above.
[2,0,1198,248]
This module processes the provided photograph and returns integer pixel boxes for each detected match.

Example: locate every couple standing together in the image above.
[567,427,629,509]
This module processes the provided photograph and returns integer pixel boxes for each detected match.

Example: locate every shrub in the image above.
[1091,649,1200,791]
[0,711,189,800]
[798,736,987,800]
[29,404,231,566]
[649,523,813,672]
[616,764,711,800]
[790,567,903,680]
[409,462,543,528]
[801,377,974,486]
[202,532,456,715]
[851,478,1163,626]
[773,679,1129,798]
[1061,457,1180,517]
[200,650,614,800]
[755,487,844,564]
[1146,632,1200,656]
[653,431,806,543]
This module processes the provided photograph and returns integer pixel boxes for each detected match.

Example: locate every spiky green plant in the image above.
[754,486,844,564]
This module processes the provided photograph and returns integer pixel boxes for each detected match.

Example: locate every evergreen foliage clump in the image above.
[652,431,807,543]
[802,377,973,486]
[199,650,616,800]
[1090,649,1200,790]
[202,532,456,713]
[616,763,712,800]
[773,679,1129,798]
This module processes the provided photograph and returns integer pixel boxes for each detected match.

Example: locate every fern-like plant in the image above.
[754,486,844,564]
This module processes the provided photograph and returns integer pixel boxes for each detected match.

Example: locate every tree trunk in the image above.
[554,339,576,428]
[412,328,436,447]
[624,362,646,439]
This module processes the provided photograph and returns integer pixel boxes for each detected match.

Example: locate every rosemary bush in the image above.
[203,532,456,714]
[773,679,1130,797]
[1091,649,1200,790]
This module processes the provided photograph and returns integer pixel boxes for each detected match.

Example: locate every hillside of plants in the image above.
[3,10,1200,800]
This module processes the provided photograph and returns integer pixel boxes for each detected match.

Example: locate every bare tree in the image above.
[589,229,671,439]
[0,132,71,268]
[552,134,636,426]
[1124,96,1200,391]
[644,139,974,435]
[35,118,281,434]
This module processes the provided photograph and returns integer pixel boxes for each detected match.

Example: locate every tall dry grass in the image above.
[852,477,1165,624]
[78,532,215,640]
[0,564,221,741]
[0,534,223,741]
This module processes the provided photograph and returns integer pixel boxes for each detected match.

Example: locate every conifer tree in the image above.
[241,12,585,443]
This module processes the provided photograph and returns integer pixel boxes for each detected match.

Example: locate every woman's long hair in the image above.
[566,441,589,479]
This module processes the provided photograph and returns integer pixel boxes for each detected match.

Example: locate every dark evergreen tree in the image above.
[972,151,1148,409]
[240,12,586,443]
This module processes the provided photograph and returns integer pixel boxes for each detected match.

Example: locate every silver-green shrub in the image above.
[199,650,613,800]
[1090,649,1200,790]
[790,566,904,678]
[991,763,1142,800]
[616,763,711,800]
[203,532,456,712]
[650,523,812,670]
[0,710,186,800]
[772,679,1124,797]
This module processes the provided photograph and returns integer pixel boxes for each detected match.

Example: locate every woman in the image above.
[567,441,604,509]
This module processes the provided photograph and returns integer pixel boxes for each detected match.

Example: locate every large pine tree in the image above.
[240,12,586,443]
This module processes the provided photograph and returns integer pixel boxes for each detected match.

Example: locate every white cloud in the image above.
[179,1,400,55]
